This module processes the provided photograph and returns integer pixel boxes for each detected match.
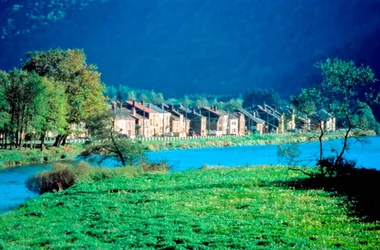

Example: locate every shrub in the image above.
[74,161,92,181]
[317,157,356,178]
[26,163,77,194]
[140,160,171,174]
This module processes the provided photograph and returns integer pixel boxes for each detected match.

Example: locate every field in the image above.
[0,166,378,249]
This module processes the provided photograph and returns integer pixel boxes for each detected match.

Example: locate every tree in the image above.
[22,49,107,146]
[31,77,68,150]
[0,71,10,148]
[81,128,145,166]
[4,70,47,149]
[127,90,137,101]
[291,58,378,177]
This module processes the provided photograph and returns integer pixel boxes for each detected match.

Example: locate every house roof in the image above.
[235,108,265,124]
[254,104,282,119]
[149,103,171,114]
[314,109,333,121]
[201,106,227,117]
[125,100,156,114]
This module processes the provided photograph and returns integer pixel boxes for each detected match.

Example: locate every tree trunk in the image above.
[40,134,46,151]
[335,114,352,167]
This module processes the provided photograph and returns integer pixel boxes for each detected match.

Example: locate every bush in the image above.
[74,161,92,181]
[140,160,171,174]
[317,157,356,178]
[26,163,77,194]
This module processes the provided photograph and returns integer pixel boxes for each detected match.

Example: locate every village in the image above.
[100,100,337,139]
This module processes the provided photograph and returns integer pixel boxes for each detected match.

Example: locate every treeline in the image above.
[0,49,107,150]
[105,84,284,112]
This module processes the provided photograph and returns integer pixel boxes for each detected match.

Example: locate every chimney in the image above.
[132,107,136,116]
[147,103,151,108]
[214,106,218,112]
[192,109,196,114]
[132,100,136,107]
[171,104,174,111]
[141,100,145,106]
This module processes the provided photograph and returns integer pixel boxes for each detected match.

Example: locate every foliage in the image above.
[243,88,282,108]
[316,156,356,178]
[291,58,378,177]
[22,49,107,146]
[26,163,77,194]
[81,134,146,166]
[1,166,379,248]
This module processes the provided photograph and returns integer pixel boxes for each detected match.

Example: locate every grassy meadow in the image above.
[0,166,379,249]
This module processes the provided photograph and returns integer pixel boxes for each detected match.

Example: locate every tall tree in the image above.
[292,58,378,177]
[22,49,107,146]
[0,71,10,148]
[4,70,46,148]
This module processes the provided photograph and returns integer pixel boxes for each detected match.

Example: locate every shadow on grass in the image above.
[273,168,380,223]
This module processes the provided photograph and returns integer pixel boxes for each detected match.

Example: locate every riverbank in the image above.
[1,130,375,169]
[0,166,378,249]
[0,145,84,169]
[141,130,376,151]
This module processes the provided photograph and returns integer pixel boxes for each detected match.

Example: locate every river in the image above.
[1,137,379,214]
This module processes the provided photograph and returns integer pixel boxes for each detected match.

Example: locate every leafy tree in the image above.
[4,70,46,148]
[243,88,282,108]
[127,90,137,101]
[81,129,145,166]
[0,71,10,147]
[31,77,68,150]
[138,93,149,103]
[22,49,107,146]
[291,58,378,177]
[151,91,164,105]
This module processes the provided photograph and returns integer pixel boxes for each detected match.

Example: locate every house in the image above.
[124,100,168,136]
[163,104,190,137]
[283,107,311,132]
[234,108,265,134]
[111,106,136,138]
[310,109,336,132]
[228,113,239,135]
[253,104,285,133]
[127,107,151,137]
[175,105,207,136]
[199,106,229,136]
[68,122,87,139]
[149,104,172,136]
[230,112,245,135]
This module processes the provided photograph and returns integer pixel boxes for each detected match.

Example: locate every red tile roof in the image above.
[126,101,156,113]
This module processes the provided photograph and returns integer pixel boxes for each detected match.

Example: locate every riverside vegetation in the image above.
[0,166,379,249]
[1,130,373,169]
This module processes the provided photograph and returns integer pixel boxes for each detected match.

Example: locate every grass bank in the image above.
[142,130,376,151]
[0,166,378,249]
[0,130,375,169]
[0,145,84,169]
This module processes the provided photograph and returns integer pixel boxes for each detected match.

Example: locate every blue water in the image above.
[0,137,379,214]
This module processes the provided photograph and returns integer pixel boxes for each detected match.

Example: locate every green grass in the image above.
[0,145,84,169]
[0,166,378,249]
[141,130,375,151]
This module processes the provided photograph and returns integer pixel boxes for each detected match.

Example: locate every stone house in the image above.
[111,106,136,137]
[234,108,265,134]
[124,101,158,137]
[253,104,285,133]
[199,106,229,136]
[175,105,207,136]
[163,104,190,137]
